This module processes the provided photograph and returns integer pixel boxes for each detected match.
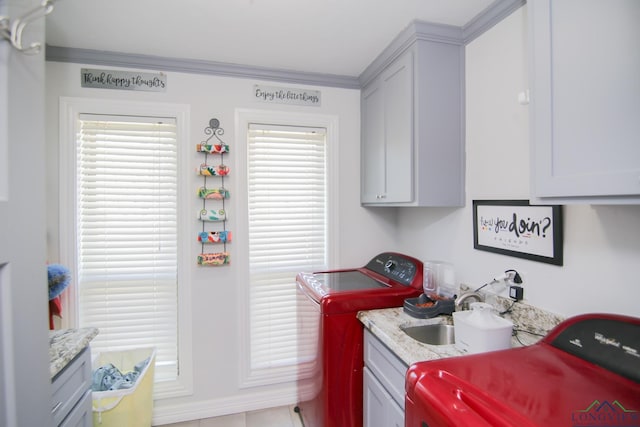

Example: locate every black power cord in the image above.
[500,300,517,315]
[506,269,523,284]
[473,282,490,292]
[512,328,546,346]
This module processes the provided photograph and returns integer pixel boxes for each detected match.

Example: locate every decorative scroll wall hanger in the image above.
[196,118,231,266]
[0,0,55,54]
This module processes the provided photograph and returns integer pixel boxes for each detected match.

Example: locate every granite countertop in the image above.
[49,328,99,379]
[358,299,563,367]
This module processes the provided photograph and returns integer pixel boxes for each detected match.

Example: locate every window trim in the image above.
[58,97,193,399]
[235,108,340,388]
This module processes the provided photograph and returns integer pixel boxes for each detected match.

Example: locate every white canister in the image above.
[453,302,513,354]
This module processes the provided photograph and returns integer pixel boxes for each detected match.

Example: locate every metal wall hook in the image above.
[0,0,55,54]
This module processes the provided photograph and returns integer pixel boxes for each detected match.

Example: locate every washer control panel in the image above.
[365,252,419,287]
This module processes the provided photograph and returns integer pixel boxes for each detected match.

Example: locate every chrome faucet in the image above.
[455,292,485,311]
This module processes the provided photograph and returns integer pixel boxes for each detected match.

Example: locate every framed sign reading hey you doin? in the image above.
[472,200,563,265]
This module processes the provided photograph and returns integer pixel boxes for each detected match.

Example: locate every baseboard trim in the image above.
[151,384,299,425]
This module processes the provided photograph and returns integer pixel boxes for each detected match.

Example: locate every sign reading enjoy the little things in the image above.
[81,68,167,92]
[253,85,321,106]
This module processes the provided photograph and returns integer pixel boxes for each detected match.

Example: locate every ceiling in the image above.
[46,0,497,77]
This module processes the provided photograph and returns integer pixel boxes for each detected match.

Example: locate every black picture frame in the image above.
[472,200,563,266]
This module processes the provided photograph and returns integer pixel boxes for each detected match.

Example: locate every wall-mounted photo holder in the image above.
[472,200,563,265]
[196,118,230,267]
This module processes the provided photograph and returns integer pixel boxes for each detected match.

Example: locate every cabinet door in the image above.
[382,51,414,203]
[59,391,92,427]
[363,367,404,427]
[364,330,407,408]
[530,0,640,202]
[361,80,386,203]
[361,50,414,204]
[389,398,405,427]
[51,347,92,427]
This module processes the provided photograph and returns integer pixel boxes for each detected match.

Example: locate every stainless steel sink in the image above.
[401,323,455,345]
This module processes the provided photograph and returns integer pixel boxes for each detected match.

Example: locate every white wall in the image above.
[45,5,640,422]
[44,62,400,423]
[397,5,640,319]
[1,2,52,425]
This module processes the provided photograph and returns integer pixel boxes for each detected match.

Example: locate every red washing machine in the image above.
[295,252,423,427]
[405,313,640,427]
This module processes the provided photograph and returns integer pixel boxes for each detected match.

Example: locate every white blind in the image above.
[247,124,327,380]
[76,114,179,382]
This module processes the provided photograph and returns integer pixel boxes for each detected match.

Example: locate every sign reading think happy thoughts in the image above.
[81,68,167,92]
[253,84,321,107]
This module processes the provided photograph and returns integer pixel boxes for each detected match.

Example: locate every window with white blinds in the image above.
[76,114,179,384]
[246,123,327,383]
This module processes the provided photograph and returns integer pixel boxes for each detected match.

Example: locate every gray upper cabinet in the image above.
[529,0,640,204]
[360,21,465,207]
[361,50,414,204]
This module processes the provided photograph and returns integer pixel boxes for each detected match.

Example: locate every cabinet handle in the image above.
[52,401,62,414]
[376,194,386,199]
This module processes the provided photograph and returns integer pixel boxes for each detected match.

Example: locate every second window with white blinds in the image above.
[247,123,327,383]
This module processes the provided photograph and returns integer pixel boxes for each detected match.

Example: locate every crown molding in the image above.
[45,0,525,90]
[462,0,527,44]
[357,0,525,86]
[358,20,465,87]
[45,45,361,89]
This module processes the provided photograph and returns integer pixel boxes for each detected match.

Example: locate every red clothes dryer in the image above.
[405,313,640,427]
[295,252,423,427]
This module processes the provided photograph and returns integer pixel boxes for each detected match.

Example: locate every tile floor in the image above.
[161,405,303,427]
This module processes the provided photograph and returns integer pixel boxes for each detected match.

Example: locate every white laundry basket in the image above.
[92,347,156,427]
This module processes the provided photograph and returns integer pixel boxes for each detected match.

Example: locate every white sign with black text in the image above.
[81,68,167,92]
[253,85,321,107]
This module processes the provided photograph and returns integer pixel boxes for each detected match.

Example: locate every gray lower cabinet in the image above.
[363,330,407,427]
[360,21,464,207]
[364,368,404,427]
[529,0,640,204]
[51,347,93,427]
